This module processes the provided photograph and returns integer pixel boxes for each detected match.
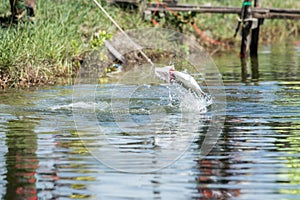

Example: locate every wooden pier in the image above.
[146,5,300,19]
[107,0,300,58]
[107,0,300,19]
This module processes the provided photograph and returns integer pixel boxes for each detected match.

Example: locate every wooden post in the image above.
[240,0,252,82]
[140,0,147,18]
[241,57,249,82]
[240,0,252,58]
[250,0,260,82]
[251,55,259,81]
[250,0,261,57]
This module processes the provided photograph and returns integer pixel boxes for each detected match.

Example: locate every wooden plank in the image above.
[104,41,126,63]
[162,0,178,4]
[146,4,300,19]
[107,0,140,4]
[147,6,241,14]
[253,8,300,19]
[253,12,300,19]
[106,0,300,19]
[268,7,300,14]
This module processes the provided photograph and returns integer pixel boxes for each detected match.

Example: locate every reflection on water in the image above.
[5,117,38,200]
[216,42,300,83]
[240,55,259,83]
[0,42,299,199]
[73,83,212,173]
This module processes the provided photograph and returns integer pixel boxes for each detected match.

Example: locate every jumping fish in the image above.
[154,65,206,97]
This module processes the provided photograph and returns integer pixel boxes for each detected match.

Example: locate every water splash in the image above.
[166,83,212,113]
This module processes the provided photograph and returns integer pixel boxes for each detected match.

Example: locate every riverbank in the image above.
[0,0,299,88]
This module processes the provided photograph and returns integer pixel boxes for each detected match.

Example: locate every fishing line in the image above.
[92,0,154,66]
[92,0,212,107]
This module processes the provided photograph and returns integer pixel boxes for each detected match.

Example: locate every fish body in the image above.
[172,71,205,97]
[154,65,205,97]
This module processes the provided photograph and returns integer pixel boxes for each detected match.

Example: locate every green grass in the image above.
[0,0,150,88]
[0,0,299,88]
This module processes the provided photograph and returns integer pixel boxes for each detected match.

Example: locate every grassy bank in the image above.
[0,0,299,88]
[0,0,150,88]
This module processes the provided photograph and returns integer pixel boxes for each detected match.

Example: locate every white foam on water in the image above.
[51,101,109,111]
[167,83,211,113]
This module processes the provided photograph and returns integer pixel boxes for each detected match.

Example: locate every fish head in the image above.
[154,65,175,83]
